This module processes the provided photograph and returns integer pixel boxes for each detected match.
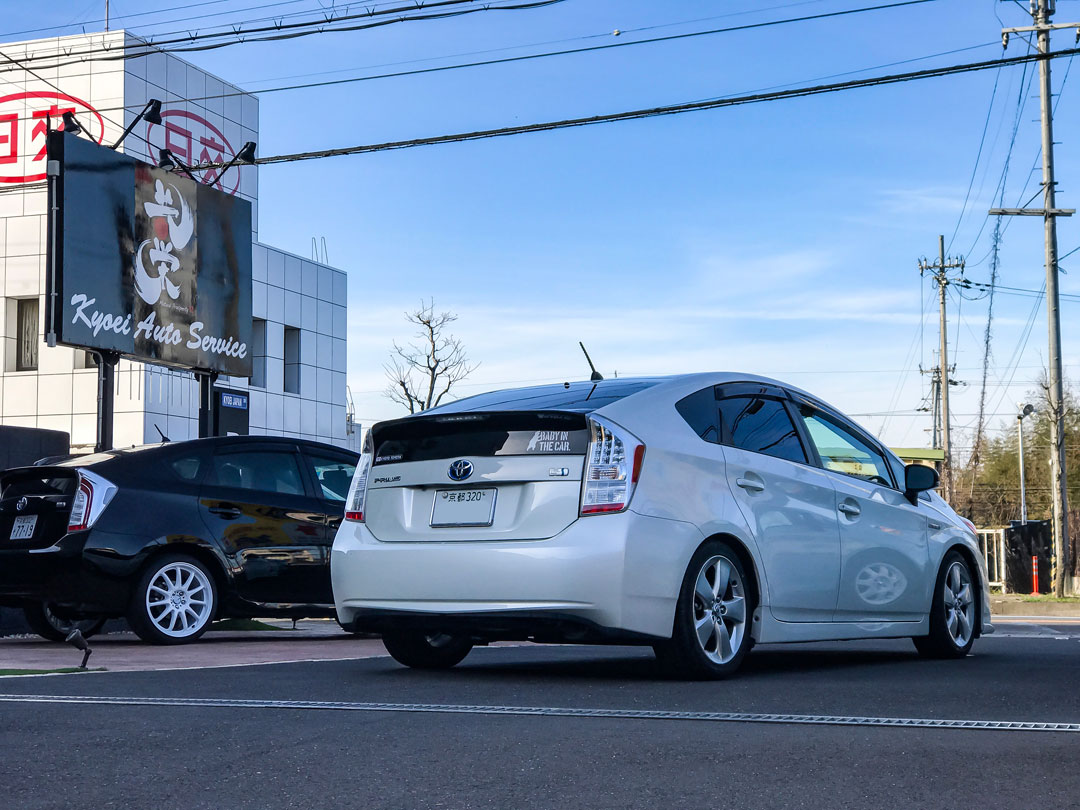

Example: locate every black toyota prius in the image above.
[0,436,358,644]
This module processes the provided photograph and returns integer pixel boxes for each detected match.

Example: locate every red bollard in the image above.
[1032,555,1039,595]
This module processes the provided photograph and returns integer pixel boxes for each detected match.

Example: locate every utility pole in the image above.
[997,0,1075,595]
[919,237,965,504]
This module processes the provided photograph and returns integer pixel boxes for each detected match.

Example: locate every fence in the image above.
[977,528,1007,591]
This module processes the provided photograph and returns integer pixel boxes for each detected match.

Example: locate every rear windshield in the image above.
[428,380,659,414]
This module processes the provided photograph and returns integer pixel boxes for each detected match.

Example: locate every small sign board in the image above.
[220,392,248,410]
[46,131,252,376]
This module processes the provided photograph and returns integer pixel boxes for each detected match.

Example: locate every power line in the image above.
[0,0,566,72]
[214,46,1080,170]
[0,0,941,76]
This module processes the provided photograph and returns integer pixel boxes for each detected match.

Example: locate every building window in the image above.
[250,319,267,388]
[283,326,300,394]
[16,298,39,371]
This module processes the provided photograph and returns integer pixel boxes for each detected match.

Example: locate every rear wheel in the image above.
[914,550,977,659]
[654,540,754,680]
[22,601,106,643]
[128,555,217,645]
[382,631,473,670]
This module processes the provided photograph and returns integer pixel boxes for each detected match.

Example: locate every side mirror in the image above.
[904,464,939,502]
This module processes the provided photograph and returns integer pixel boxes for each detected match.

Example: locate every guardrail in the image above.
[977,528,1007,591]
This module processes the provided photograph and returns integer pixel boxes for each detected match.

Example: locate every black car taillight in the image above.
[67,469,118,532]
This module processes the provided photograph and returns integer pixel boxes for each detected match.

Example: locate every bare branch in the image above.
[383,299,478,413]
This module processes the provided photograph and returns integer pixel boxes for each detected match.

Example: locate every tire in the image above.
[22,601,106,643]
[382,631,473,670]
[913,550,977,659]
[654,540,755,680]
[127,554,218,645]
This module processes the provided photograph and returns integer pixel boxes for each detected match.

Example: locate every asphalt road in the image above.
[3,625,1079,809]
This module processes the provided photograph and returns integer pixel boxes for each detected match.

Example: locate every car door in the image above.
[199,443,329,605]
[793,402,931,622]
[715,388,841,622]
[298,447,358,604]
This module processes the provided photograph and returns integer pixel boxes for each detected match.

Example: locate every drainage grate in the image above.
[0,693,1077,733]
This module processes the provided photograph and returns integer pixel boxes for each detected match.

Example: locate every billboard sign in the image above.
[46,131,252,376]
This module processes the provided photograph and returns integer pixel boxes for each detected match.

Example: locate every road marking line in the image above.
[0,694,1076,733]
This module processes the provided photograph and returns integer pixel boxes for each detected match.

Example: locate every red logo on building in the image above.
[145,110,238,196]
[0,91,105,183]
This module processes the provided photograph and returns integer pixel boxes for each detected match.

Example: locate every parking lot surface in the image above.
[2,619,1079,809]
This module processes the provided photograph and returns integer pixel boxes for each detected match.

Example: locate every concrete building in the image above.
[0,31,355,450]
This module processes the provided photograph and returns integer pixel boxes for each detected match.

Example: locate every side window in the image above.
[305,452,357,502]
[211,451,306,496]
[675,387,719,443]
[170,455,203,482]
[717,396,807,464]
[799,408,894,487]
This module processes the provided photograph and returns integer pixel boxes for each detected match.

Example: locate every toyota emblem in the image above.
[447,460,474,481]
[16,496,28,512]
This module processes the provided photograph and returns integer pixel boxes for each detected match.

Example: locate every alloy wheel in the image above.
[692,554,747,665]
[145,561,214,638]
[942,560,975,647]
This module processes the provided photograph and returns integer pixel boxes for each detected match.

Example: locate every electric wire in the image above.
[0,0,941,75]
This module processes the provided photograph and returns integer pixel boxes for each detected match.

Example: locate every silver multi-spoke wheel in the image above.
[943,560,975,647]
[692,554,747,665]
[145,562,213,638]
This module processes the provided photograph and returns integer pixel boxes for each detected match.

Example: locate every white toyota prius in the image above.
[332,374,992,678]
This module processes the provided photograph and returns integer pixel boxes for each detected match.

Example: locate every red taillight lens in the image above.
[580,415,644,516]
[344,432,373,523]
[68,479,93,532]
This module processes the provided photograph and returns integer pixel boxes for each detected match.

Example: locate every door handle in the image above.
[209,505,242,519]
[928,521,942,530]
[838,502,861,517]
[736,477,765,492]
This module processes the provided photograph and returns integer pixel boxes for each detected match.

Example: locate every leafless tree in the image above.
[384,300,479,413]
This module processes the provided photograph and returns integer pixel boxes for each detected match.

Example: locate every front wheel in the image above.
[654,540,754,680]
[22,601,106,643]
[382,631,473,670]
[127,555,218,645]
[913,551,977,659]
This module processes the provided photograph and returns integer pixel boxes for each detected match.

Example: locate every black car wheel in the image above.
[382,631,473,670]
[128,554,218,645]
[22,601,106,643]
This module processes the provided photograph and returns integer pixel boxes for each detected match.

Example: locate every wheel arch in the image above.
[136,540,232,614]
[699,532,763,612]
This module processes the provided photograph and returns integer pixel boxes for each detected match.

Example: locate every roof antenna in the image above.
[579,342,604,381]
[154,424,171,443]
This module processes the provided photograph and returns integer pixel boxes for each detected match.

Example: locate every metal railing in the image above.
[977,528,1007,591]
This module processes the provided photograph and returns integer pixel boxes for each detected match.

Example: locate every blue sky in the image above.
[7,0,1080,452]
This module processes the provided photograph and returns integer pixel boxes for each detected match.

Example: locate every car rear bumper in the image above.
[331,510,706,641]
[0,531,137,614]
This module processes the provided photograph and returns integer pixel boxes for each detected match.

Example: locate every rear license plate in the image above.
[10,515,37,540]
[430,488,496,528]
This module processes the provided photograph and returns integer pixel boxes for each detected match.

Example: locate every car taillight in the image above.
[67,469,117,532]
[960,517,977,536]
[580,415,644,516]
[344,432,373,522]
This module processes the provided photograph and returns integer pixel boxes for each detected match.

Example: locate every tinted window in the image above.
[676,387,719,443]
[718,397,806,464]
[211,451,305,496]
[427,380,659,414]
[170,456,202,481]
[799,408,894,486]
[305,452,357,502]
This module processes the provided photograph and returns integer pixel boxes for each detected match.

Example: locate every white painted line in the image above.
[0,693,1076,733]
